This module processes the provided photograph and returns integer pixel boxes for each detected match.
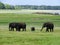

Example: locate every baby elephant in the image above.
[41,22,54,32]
[31,27,35,31]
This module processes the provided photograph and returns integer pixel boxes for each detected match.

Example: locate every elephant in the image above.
[16,23,26,31]
[41,22,54,32]
[9,22,26,31]
[31,27,35,31]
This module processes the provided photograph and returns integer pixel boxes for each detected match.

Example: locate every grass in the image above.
[0,13,60,45]
[0,13,60,27]
[0,29,60,45]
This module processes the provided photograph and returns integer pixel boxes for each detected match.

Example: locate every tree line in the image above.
[0,2,60,10]
[15,5,60,10]
[0,2,15,9]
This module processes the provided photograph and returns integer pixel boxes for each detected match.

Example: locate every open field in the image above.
[0,29,60,45]
[0,12,60,45]
[0,13,60,27]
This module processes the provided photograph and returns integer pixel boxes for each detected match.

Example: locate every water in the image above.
[0,10,60,14]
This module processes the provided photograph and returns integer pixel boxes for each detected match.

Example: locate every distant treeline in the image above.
[15,5,60,10]
[0,2,60,10]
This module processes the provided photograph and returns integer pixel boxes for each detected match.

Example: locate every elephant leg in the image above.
[16,28,20,31]
[12,28,14,31]
[18,28,20,31]
[17,29,20,31]
[46,28,49,32]
[17,28,20,31]
[22,28,24,31]
[16,27,18,31]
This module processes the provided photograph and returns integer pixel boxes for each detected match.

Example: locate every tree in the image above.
[0,2,5,9]
[5,4,15,9]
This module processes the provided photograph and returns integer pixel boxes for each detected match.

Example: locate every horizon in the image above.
[0,0,60,6]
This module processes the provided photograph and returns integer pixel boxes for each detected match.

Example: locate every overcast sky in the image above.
[0,0,60,6]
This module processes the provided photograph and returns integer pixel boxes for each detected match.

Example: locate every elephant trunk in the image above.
[40,27,44,31]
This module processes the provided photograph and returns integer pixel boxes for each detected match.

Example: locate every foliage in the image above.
[0,2,15,9]
[0,2,5,9]
[5,4,15,9]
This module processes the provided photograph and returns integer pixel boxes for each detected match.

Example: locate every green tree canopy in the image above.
[5,4,15,9]
[0,2,5,9]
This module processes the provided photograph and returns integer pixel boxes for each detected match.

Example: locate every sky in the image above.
[0,0,60,6]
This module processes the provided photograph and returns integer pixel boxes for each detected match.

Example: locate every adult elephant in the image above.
[40,22,54,32]
[16,23,26,31]
[9,22,26,31]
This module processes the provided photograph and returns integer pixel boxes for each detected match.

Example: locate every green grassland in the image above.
[0,13,60,25]
[0,13,60,45]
